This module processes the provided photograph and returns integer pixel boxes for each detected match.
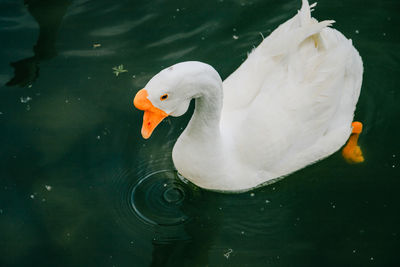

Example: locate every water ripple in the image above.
[130,170,191,226]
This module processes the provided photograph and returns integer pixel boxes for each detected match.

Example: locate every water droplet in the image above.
[370,257,374,261]
[30,194,35,199]
[355,30,359,34]
[96,135,101,140]
[250,192,255,197]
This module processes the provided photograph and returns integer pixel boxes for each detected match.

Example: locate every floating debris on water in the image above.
[20,96,32,103]
[93,43,101,48]
[224,248,233,259]
[45,185,52,191]
[112,64,128,76]
[265,199,270,204]
[233,35,239,40]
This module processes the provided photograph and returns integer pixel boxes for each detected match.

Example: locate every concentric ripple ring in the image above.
[130,170,191,226]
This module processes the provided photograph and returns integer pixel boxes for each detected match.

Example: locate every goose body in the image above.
[134,0,363,192]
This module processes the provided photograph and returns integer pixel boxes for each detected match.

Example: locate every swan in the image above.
[133,0,364,192]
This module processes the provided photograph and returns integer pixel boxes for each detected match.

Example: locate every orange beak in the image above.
[133,89,168,139]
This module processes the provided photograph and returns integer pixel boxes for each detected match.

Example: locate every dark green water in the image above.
[1,0,399,266]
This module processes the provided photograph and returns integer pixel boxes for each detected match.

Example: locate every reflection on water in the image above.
[6,0,72,87]
[0,0,399,266]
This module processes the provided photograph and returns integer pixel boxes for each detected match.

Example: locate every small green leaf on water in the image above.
[112,64,128,76]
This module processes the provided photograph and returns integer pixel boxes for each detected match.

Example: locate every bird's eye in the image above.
[160,94,169,101]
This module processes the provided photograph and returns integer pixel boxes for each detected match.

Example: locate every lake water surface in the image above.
[0,0,399,266]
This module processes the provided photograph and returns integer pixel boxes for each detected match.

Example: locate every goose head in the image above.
[134,61,222,139]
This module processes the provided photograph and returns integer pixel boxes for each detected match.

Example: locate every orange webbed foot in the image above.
[342,121,364,164]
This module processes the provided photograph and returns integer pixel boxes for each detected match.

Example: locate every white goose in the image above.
[134,0,364,192]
